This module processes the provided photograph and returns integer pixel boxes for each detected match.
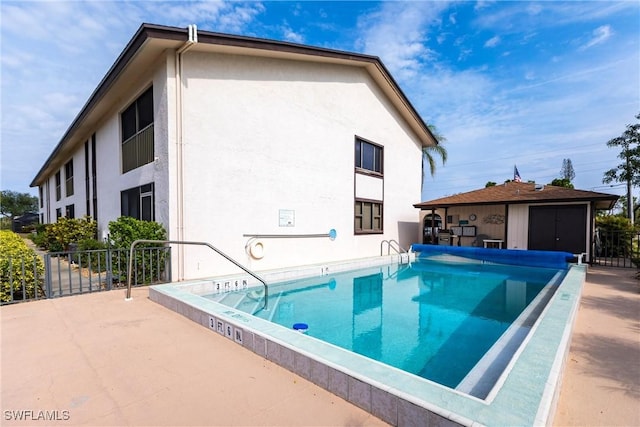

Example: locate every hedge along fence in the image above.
[0,230,44,302]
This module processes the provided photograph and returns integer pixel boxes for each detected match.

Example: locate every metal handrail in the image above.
[125,240,268,309]
[243,233,329,238]
[243,229,337,240]
[380,239,407,256]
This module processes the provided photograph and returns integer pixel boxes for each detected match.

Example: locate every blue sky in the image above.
[1,1,638,202]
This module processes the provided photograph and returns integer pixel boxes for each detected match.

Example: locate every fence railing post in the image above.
[33,255,40,300]
[44,253,52,298]
[106,242,113,291]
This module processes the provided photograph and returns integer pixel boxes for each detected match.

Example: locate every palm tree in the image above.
[422,124,448,188]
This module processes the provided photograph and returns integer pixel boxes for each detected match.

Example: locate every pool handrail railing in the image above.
[380,239,406,256]
[125,239,269,309]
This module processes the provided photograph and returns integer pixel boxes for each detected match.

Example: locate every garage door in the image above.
[528,205,586,254]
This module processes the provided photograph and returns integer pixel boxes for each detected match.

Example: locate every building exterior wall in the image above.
[419,206,507,247]
[513,201,592,259]
[38,55,172,238]
[90,58,173,239]
[40,150,87,225]
[419,201,593,256]
[175,51,423,277]
[39,47,425,280]
[176,53,421,276]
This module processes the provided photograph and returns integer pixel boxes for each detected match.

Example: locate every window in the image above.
[121,183,154,221]
[92,134,98,221]
[122,87,154,173]
[85,140,90,216]
[55,172,61,201]
[56,208,62,219]
[39,187,43,208]
[355,138,383,174]
[354,137,383,234]
[64,159,74,197]
[355,200,383,233]
[65,204,75,219]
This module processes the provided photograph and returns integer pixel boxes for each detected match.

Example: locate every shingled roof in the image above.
[414,181,618,210]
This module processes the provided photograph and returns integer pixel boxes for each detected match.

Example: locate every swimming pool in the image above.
[149,249,585,426]
[203,259,562,396]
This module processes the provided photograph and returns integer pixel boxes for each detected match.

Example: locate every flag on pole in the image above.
[514,166,522,182]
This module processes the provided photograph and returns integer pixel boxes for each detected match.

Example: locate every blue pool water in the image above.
[204,259,562,390]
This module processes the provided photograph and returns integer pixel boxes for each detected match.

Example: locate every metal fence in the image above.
[591,229,640,268]
[1,246,171,305]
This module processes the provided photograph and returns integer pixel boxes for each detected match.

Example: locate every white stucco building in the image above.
[31,23,438,279]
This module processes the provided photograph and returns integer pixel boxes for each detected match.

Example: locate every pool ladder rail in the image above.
[380,239,411,264]
[124,239,269,310]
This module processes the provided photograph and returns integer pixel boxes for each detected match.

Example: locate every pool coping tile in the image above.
[149,255,586,427]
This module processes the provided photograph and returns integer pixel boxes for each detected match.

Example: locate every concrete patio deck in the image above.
[1,266,638,426]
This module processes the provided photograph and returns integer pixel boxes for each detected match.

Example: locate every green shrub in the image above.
[29,217,98,253]
[30,229,48,249]
[0,230,44,302]
[108,217,166,249]
[596,216,637,257]
[108,217,168,284]
[75,238,109,272]
[46,216,97,251]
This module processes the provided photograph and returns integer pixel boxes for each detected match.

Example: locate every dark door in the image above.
[528,205,587,253]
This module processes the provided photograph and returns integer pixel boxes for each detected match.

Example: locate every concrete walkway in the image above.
[23,237,115,298]
[1,287,385,426]
[554,266,640,426]
[1,266,638,426]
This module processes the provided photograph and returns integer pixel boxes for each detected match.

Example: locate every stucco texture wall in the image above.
[175,51,424,277]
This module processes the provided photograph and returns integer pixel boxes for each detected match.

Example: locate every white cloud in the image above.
[418,48,637,198]
[474,1,496,12]
[579,25,613,51]
[0,50,33,68]
[281,25,305,44]
[458,48,472,61]
[354,2,448,79]
[473,2,635,33]
[1,0,636,201]
[484,35,500,48]
[0,0,268,194]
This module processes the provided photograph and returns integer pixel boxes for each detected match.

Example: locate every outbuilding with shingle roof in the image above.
[414,181,618,261]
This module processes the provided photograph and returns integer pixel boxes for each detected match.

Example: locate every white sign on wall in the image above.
[279,209,295,227]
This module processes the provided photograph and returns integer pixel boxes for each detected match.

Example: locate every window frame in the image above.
[64,159,74,197]
[354,199,383,234]
[55,172,61,201]
[65,204,75,219]
[91,134,98,221]
[121,86,154,173]
[121,182,155,221]
[355,137,383,176]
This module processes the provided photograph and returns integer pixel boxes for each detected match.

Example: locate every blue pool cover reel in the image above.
[410,244,575,269]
